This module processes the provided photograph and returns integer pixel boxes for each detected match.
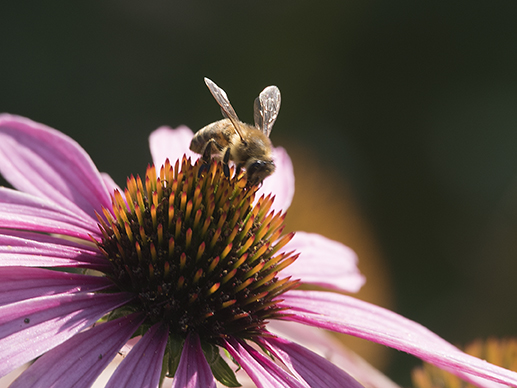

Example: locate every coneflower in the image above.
[0,115,516,388]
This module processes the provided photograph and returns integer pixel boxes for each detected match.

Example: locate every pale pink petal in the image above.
[10,313,145,388]
[267,320,400,388]
[0,186,94,225]
[0,231,109,269]
[0,187,100,238]
[172,332,217,388]
[0,114,112,220]
[101,172,122,195]
[280,232,365,293]
[149,126,199,169]
[259,147,294,214]
[106,322,168,388]
[0,210,94,242]
[0,292,134,377]
[0,267,113,306]
[259,335,364,388]
[223,337,307,388]
[279,290,517,388]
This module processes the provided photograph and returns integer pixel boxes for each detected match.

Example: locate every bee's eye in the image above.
[246,160,275,186]
[247,161,266,176]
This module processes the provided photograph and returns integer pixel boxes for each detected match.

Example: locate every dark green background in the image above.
[2,1,517,384]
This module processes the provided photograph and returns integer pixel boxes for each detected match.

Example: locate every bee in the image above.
[190,77,281,186]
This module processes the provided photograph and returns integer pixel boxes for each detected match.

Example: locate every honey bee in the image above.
[190,77,281,186]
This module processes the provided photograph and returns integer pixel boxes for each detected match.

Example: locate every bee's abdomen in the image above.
[189,130,209,153]
[190,119,233,154]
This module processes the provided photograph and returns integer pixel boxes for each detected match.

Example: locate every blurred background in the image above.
[2,1,517,385]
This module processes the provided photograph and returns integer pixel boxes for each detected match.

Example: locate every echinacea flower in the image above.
[0,114,516,388]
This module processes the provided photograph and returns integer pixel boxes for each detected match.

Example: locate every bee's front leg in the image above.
[222,148,231,178]
[199,139,224,176]
[199,139,216,176]
[201,139,217,162]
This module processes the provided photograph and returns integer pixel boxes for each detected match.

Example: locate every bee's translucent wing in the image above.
[253,97,262,130]
[204,77,245,141]
[254,85,281,137]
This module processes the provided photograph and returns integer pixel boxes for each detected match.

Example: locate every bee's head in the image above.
[245,159,276,186]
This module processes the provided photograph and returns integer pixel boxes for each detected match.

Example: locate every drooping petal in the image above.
[106,322,169,388]
[259,147,294,214]
[101,172,123,195]
[10,313,145,388]
[0,231,109,270]
[0,267,113,306]
[149,126,199,169]
[172,332,217,388]
[280,232,365,293]
[0,187,101,239]
[0,114,112,220]
[0,186,97,228]
[267,320,401,388]
[279,290,517,388]
[0,292,134,377]
[0,210,94,242]
[259,335,364,388]
[223,337,307,388]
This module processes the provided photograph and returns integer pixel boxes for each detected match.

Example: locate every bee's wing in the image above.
[254,85,281,137]
[204,78,245,141]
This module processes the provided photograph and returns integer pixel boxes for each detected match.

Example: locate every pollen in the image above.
[96,157,299,341]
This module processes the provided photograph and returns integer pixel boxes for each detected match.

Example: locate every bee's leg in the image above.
[201,139,217,163]
[222,148,231,178]
[199,139,226,177]
[198,163,209,176]
[198,139,216,176]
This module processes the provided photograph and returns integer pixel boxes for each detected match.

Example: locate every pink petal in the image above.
[0,266,113,306]
[258,335,364,388]
[0,187,100,239]
[0,231,109,269]
[0,292,134,377]
[279,290,517,388]
[259,147,295,214]
[267,320,400,388]
[10,313,145,388]
[223,337,306,388]
[101,172,122,195]
[0,114,112,220]
[172,332,217,388]
[149,126,199,169]
[106,322,168,388]
[280,232,365,293]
